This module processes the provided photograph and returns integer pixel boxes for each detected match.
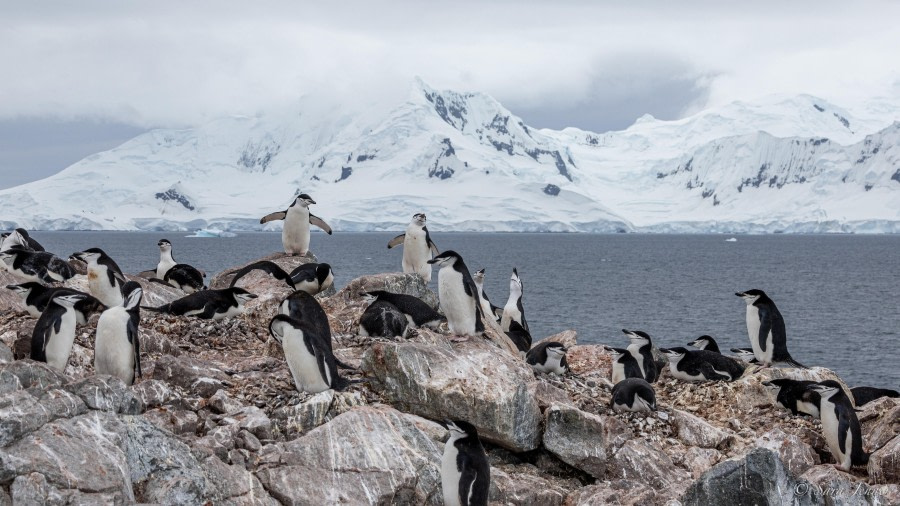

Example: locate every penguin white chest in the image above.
[534,355,565,375]
[45,308,78,372]
[438,268,476,336]
[88,266,123,307]
[745,305,771,363]
[402,227,431,281]
[668,361,705,382]
[94,307,135,384]
[819,398,852,469]
[282,207,311,255]
[611,360,625,384]
[213,303,243,321]
[283,333,330,393]
[156,255,176,279]
[627,345,647,379]
[441,441,463,506]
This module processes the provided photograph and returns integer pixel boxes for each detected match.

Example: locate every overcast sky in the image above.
[1,0,898,189]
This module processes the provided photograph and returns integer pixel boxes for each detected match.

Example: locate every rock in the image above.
[361,335,542,451]
[565,345,612,382]
[868,435,900,484]
[755,428,819,477]
[677,447,721,479]
[533,329,577,349]
[671,409,736,449]
[534,380,575,410]
[859,397,899,452]
[564,479,660,506]
[271,390,334,435]
[151,354,231,398]
[0,343,12,365]
[801,464,889,506]
[608,439,690,493]
[0,389,86,446]
[130,379,178,408]
[0,411,135,501]
[681,447,822,506]
[542,404,632,478]
[0,359,67,393]
[199,455,277,505]
[256,405,443,505]
[490,467,568,505]
[9,472,67,506]
[125,274,184,307]
[209,389,245,414]
[65,375,143,414]
[231,406,273,441]
[334,272,439,308]
[237,429,262,452]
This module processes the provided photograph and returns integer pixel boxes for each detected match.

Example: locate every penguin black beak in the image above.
[658,348,670,354]
[735,292,745,297]
[426,259,437,264]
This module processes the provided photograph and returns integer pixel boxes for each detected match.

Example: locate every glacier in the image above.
[0,78,898,233]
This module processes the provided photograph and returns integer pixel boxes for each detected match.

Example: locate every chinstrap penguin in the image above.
[500,268,528,332]
[660,347,746,382]
[94,281,143,385]
[260,193,332,256]
[730,347,760,364]
[605,345,644,384]
[736,289,806,368]
[31,292,87,372]
[850,386,900,407]
[472,268,502,322]
[280,290,355,370]
[269,314,349,393]
[144,287,257,320]
[622,329,659,383]
[1,247,75,284]
[1,228,44,252]
[526,341,567,374]
[762,378,820,417]
[611,378,657,413]
[808,382,869,471]
[505,319,532,353]
[428,251,484,337]
[688,335,721,353]
[72,248,126,307]
[442,420,490,506]
[5,283,104,324]
[361,291,444,329]
[154,239,205,293]
[358,297,409,338]
[229,260,334,295]
[387,213,439,282]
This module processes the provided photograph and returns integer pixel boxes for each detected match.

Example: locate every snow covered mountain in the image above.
[1,79,898,233]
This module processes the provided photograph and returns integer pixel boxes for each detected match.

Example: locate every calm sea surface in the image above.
[29,231,900,388]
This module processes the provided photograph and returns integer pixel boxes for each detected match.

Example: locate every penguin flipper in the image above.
[387,234,405,249]
[195,302,219,319]
[260,210,287,224]
[128,311,141,380]
[423,226,439,256]
[457,453,489,506]
[837,408,850,456]
[699,362,729,381]
[309,214,332,235]
[756,305,773,354]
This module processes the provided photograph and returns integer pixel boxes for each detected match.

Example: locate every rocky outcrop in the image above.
[543,404,631,478]
[361,330,542,451]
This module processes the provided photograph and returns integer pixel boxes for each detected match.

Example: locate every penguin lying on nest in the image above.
[229,260,334,295]
[143,287,257,320]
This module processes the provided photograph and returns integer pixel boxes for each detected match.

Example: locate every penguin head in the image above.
[427,250,461,268]
[230,287,258,304]
[316,263,334,286]
[603,345,626,359]
[761,378,794,394]
[121,281,143,310]
[660,347,687,362]
[5,283,37,297]
[509,268,523,295]
[730,348,757,362]
[545,342,567,359]
[53,292,87,308]
[808,381,842,400]
[293,193,316,208]
[412,213,426,226]
[472,268,485,283]
[269,314,301,343]
[688,335,716,350]
[622,329,652,345]
[735,289,765,304]
[360,290,384,304]
[157,239,172,252]
[72,248,105,263]
[444,420,479,442]
[2,230,28,250]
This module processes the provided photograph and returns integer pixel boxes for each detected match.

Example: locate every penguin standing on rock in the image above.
[807,382,869,471]
[500,268,527,332]
[1,247,75,284]
[260,193,332,256]
[427,251,484,337]
[622,329,659,383]
[94,281,143,385]
[31,292,87,372]
[5,283,103,324]
[72,248,126,307]
[154,239,205,293]
[611,378,657,413]
[735,289,806,368]
[269,314,348,394]
[526,341,567,374]
[144,287,257,320]
[387,213,439,282]
[442,420,490,506]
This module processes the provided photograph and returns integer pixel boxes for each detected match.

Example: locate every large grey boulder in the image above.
[671,409,736,450]
[151,354,231,398]
[0,359,67,392]
[681,447,823,506]
[608,439,691,494]
[868,435,900,484]
[564,479,661,505]
[0,389,86,447]
[361,335,542,451]
[256,405,443,505]
[542,404,632,478]
[755,428,819,478]
[490,467,569,505]
[65,375,143,414]
[801,464,891,506]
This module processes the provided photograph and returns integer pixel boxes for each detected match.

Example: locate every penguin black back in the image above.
[688,335,720,353]
[505,319,532,353]
[365,290,445,328]
[850,386,899,407]
[442,420,490,506]
[280,290,332,343]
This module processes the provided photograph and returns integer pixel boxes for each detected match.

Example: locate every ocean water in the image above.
[26,231,900,388]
